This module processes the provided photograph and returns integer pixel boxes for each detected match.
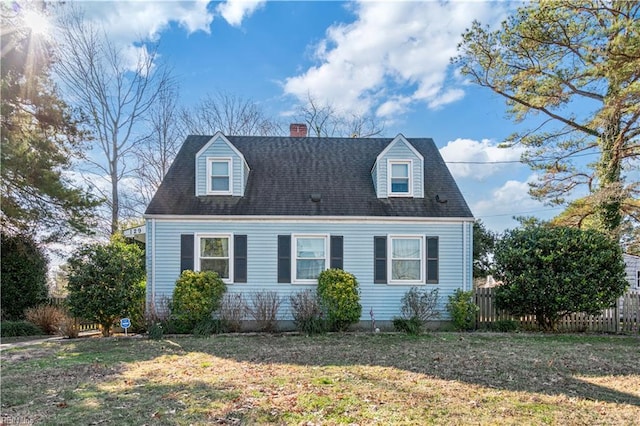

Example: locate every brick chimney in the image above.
[289,123,308,137]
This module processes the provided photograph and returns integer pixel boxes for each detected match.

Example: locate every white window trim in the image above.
[387,159,413,197]
[388,234,425,284]
[292,233,329,284]
[206,157,233,195]
[195,233,234,283]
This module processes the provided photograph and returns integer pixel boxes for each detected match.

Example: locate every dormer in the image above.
[372,134,424,198]
[195,132,250,197]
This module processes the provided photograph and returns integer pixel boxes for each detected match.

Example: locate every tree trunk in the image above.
[595,110,623,237]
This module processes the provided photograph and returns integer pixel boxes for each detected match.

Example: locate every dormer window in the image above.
[388,160,412,196]
[207,158,232,194]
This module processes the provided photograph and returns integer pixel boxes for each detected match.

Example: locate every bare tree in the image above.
[54,8,173,234]
[131,84,184,210]
[298,93,385,138]
[181,91,282,136]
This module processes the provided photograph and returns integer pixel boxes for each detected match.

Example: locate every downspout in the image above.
[151,218,156,305]
[462,221,468,291]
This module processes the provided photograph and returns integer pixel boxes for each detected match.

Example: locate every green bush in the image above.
[393,287,440,335]
[317,269,362,331]
[147,323,164,340]
[192,318,223,337]
[392,317,423,335]
[171,270,227,333]
[494,226,628,330]
[1,320,44,337]
[446,289,479,331]
[1,232,49,320]
[487,319,520,332]
[67,234,146,337]
[289,290,325,335]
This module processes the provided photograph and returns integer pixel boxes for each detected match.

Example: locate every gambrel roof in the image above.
[145,135,473,218]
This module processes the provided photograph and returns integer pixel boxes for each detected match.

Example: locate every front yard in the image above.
[1,333,639,425]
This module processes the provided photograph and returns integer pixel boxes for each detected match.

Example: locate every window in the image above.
[389,236,423,283]
[293,235,328,283]
[207,158,232,194]
[388,160,412,196]
[197,235,232,281]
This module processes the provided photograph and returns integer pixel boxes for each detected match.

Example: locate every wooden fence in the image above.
[48,298,100,332]
[474,288,640,333]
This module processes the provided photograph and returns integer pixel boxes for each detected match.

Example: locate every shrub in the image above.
[171,270,227,333]
[192,318,223,337]
[1,232,48,320]
[446,289,479,331]
[392,317,423,335]
[147,323,164,340]
[24,304,66,335]
[247,290,282,332]
[58,314,81,338]
[67,234,146,336]
[1,321,44,337]
[494,226,628,330]
[217,293,246,332]
[393,287,440,335]
[487,319,519,332]
[317,268,362,331]
[290,289,325,335]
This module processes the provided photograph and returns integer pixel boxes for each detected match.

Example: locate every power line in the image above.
[476,207,564,218]
[443,150,601,165]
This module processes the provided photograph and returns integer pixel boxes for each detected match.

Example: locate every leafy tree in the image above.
[493,225,627,330]
[473,220,496,278]
[317,268,362,331]
[454,1,640,237]
[0,232,48,320]
[66,234,145,336]
[1,2,98,240]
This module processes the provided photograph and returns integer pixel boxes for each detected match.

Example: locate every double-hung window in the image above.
[388,160,412,196]
[207,158,232,194]
[197,235,232,281]
[389,235,423,283]
[293,235,328,283]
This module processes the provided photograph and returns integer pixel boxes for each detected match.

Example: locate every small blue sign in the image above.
[120,318,131,329]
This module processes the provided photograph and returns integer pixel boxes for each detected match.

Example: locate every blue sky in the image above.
[59,0,568,233]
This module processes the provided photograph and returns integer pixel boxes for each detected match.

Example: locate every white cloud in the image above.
[217,0,266,27]
[284,1,505,117]
[470,176,564,232]
[73,0,214,45]
[439,138,525,180]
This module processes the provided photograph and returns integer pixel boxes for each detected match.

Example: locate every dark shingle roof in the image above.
[145,135,473,218]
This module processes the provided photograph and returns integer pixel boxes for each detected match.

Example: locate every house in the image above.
[623,253,640,293]
[144,124,474,327]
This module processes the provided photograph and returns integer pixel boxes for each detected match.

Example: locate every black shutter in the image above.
[180,234,194,272]
[330,236,343,269]
[277,235,291,283]
[374,236,387,283]
[234,235,247,283]
[426,236,439,283]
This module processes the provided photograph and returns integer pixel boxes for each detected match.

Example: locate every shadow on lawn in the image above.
[176,333,640,407]
[2,333,639,425]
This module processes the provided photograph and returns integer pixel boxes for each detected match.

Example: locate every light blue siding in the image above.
[148,219,472,321]
[376,138,424,198]
[195,136,246,196]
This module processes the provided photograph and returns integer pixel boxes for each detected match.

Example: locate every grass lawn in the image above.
[1,332,639,425]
